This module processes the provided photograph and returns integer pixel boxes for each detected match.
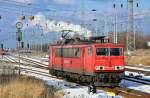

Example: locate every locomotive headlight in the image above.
[95,66,100,70]
[115,66,124,70]
[95,66,104,70]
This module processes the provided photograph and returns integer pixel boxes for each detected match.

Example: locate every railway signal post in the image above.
[16,22,23,75]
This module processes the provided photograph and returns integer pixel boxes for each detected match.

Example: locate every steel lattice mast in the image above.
[127,0,136,54]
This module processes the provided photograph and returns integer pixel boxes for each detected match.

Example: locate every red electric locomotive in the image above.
[49,36,124,86]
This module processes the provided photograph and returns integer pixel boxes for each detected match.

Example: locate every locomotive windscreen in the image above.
[96,48,109,56]
[96,48,122,56]
[110,48,122,56]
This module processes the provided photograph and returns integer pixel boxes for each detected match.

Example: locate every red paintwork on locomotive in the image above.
[49,43,124,75]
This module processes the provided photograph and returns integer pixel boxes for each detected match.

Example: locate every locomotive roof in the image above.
[50,43,124,47]
[50,36,124,47]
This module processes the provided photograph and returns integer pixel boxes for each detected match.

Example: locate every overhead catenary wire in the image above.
[0,0,150,21]
[1,6,150,31]
[0,0,79,13]
[0,0,150,38]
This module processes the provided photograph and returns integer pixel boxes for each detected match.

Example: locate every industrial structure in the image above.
[127,0,136,54]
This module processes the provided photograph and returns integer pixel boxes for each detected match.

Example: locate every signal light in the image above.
[113,4,116,8]
[92,9,96,11]
[29,16,34,21]
[93,19,97,21]
[19,16,25,21]
[21,42,24,48]
[121,4,123,8]
[1,44,3,49]
[137,3,139,7]
[27,43,30,49]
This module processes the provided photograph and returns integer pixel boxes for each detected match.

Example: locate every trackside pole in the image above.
[88,83,96,94]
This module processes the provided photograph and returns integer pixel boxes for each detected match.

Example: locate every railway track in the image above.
[126,65,150,69]
[1,55,54,79]
[97,87,150,98]
[2,55,150,85]
[17,59,150,98]
[0,55,48,70]
[124,76,150,85]
[19,65,150,98]
[1,55,150,98]
[10,54,48,67]
[125,68,150,76]
[8,54,150,75]
[125,65,150,76]
[15,56,150,85]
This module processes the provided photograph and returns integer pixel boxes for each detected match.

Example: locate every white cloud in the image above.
[25,12,92,37]
[134,10,150,19]
[14,0,35,3]
[53,0,73,5]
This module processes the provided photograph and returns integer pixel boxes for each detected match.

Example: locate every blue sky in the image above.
[0,0,150,48]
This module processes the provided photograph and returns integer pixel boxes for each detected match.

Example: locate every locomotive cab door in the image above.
[81,48,85,74]
[84,47,93,75]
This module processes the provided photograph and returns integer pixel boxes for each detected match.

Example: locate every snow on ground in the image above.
[120,71,150,93]
[125,66,150,72]
[22,71,122,98]
[121,80,150,94]
[23,55,48,65]
[2,55,122,98]
[125,71,150,81]
[0,56,11,62]
[2,55,150,97]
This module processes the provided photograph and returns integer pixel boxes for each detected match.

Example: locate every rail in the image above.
[1,55,150,98]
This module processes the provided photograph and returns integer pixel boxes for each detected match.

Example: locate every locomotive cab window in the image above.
[55,48,61,57]
[110,48,122,56]
[63,48,80,58]
[96,48,108,56]
[74,48,80,57]
[88,47,92,56]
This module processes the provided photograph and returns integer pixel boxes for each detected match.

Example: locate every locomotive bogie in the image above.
[49,68,123,86]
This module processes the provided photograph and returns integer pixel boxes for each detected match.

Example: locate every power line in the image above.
[0,0,79,13]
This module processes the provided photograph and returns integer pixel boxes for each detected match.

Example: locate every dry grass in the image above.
[126,49,150,66]
[0,75,64,98]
